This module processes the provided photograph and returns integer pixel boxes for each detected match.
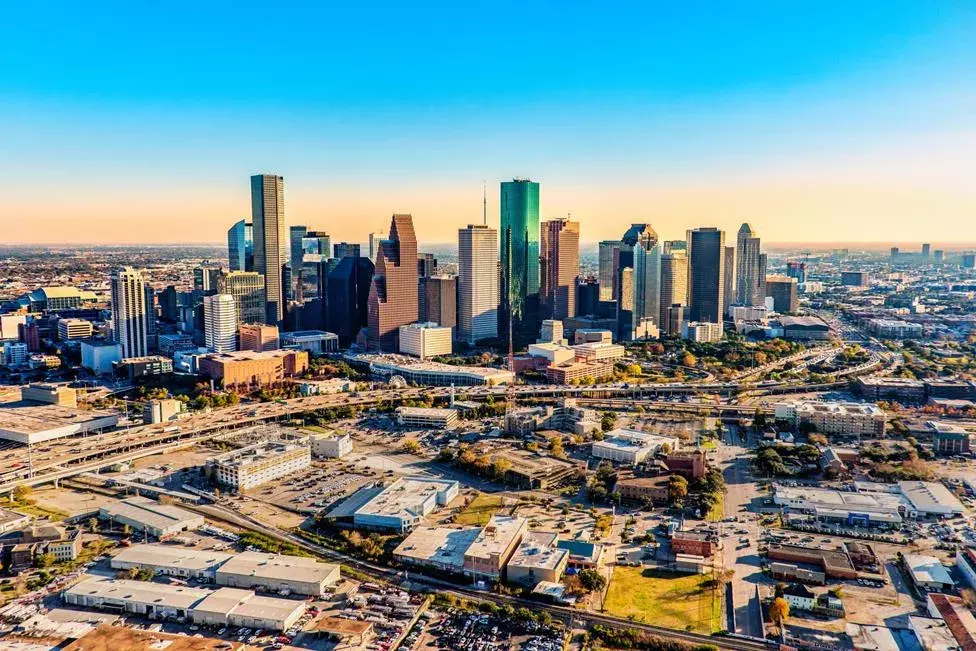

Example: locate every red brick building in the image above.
[367,215,419,352]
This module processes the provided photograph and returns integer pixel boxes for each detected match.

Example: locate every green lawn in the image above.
[454,493,506,525]
[0,500,67,521]
[603,567,722,634]
[706,492,725,522]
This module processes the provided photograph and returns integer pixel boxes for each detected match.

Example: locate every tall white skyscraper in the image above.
[632,240,662,339]
[457,224,498,345]
[204,294,238,353]
[660,249,688,335]
[735,223,763,307]
[110,267,148,359]
[251,174,287,324]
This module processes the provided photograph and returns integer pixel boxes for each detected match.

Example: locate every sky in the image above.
[2,1,975,245]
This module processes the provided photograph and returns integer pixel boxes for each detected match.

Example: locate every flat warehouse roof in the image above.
[216,550,339,584]
[65,577,207,610]
[112,544,232,572]
[0,400,117,434]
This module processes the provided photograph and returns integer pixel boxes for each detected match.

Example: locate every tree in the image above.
[12,485,32,504]
[578,569,607,593]
[491,458,512,482]
[769,597,790,625]
[600,412,616,432]
[402,439,421,454]
[87,517,99,533]
[808,433,828,447]
[122,524,132,538]
[668,475,689,506]
[36,552,56,569]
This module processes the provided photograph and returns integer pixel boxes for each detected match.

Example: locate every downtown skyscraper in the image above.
[659,248,688,336]
[598,240,622,301]
[540,218,580,321]
[367,214,419,351]
[499,179,540,349]
[615,224,656,342]
[631,236,662,339]
[686,227,726,323]
[458,224,498,346]
[250,174,286,325]
[110,267,148,359]
[204,293,238,353]
[735,223,764,307]
[227,219,253,272]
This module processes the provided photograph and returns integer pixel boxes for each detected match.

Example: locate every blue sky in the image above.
[2,1,975,243]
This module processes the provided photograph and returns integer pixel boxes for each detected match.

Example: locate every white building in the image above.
[204,293,238,353]
[897,480,965,517]
[729,305,769,322]
[355,353,514,386]
[956,548,976,590]
[572,342,625,362]
[573,329,613,344]
[591,428,679,464]
[538,319,566,345]
[2,342,29,367]
[57,318,93,340]
[904,554,954,592]
[527,342,575,365]
[110,266,149,359]
[279,330,339,354]
[80,340,123,375]
[395,406,459,429]
[111,544,233,580]
[398,322,452,359]
[457,224,498,345]
[775,401,886,437]
[207,441,311,491]
[310,432,353,458]
[327,476,460,533]
[214,550,340,596]
[772,485,906,527]
[143,398,184,424]
[631,240,662,340]
[681,321,723,343]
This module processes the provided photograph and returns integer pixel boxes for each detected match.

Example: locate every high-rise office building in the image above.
[327,256,374,347]
[921,243,931,259]
[786,261,807,284]
[765,275,799,313]
[217,271,267,326]
[302,231,331,256]
[598,240,622,301]
[576,278,599,317]
[423,276,457,335]
[615,224,656,342]
[458,224,498,346]
[963,254,976,269]
[734,223,763,307]
[686,227,725,323]
[724,246,736,315]
[631,238,662,340]
[417,253,438,320]
[288,225,308,300]
[333,242,360,259]
[204,294,238,353]
[540,219,580,321]
[250,174,287,324]
[368,232,385,261]
[194,263,223,296]
[660,249,687,335]
[144,284,157,346]
[367,214,419,351]
[499,179,540,349]
[110,267,148,359]
[227,219,253,272]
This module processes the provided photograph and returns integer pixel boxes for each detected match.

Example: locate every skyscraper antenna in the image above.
[482,180,487,226]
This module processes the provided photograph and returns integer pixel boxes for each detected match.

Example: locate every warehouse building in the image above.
[591,428,679,464]
[904,554,954,593]
[111,544,233,581]
[63,578,305,631]
[773,486,905,527]
[326,477,459,533]
[98,497,203,539]
[214,550,340,596]
[207,440,311,491]
[309,432,353,458]
[353,353,514,386]
[0,397,118,445]
[393,526,481,574]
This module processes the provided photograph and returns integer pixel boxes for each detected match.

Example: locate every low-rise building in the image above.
[774,401,886,438]
[868,319,923,339]
[298,378,353,395]
[681,321,723,343]
[856,376,926,403]
[80,340,123,376]
[326,477,459,533]
[207,440,312,491]
[927,421,971,456]
[0,508,30,535]
[99,496,204,539]
[199,348,309,388]
[573,329,612,344]
[462,516,527,580]
[591,428,679,464]
[571,342,625,362]
[926,593,976,650]
[214,550,340,596]
[20,383,78,407]
[63,578,306,631]
[309,432,353,458]
[546,360,614,384]
[143,398,184,424]
[395,406,459,429]
[0,397,118,445]
[526,343,575,365]
[778,315,831,341]
[111,544,233,581]
[114,356,174,380]
[506,537,569,585]
[955,548,976,590]
[614,475,670,504]
[904,554,954,592]
[398,323,452,359]
[671,530,719,558]
[555,539,606,569]
[57,318,93,340]
[782,583,816,611]
[663,450,707,480]
[279,330,338,355]
[353,353,513,386]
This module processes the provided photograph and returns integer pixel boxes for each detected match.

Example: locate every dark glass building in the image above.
[499,179,540,349]
[686,227,726,323]
[327,256,374,347]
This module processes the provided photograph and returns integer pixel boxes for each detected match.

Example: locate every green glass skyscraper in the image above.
[499,178,540,349]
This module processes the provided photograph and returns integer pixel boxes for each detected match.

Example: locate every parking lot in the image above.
[253,461,375,514]
[416,608,562,651]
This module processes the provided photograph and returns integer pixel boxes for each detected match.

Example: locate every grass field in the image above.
[604,567,722,633]
[454,493,507,525]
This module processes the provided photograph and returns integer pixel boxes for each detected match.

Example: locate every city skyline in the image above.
[2,3,975,244]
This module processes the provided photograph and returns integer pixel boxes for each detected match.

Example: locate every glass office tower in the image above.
[499,179,540,349]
